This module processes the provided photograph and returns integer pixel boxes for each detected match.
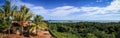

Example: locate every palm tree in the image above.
[12,6,34,35]
[0,12,7,31]
[0,12,5,20]
[28,21,47,35]
[0,0,11,21]
[0,0,48,36]
[33,15,43,35]
[0,0,17,34]
[34,15,43,25]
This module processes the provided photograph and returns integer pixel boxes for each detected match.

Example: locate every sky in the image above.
[0,0,120,20]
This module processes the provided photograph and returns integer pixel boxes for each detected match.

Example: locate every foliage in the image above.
[48,22,120,38]
[0,0,15,32]
[0,0,47,35]
[12,6,34,22]
[0,20,8,30]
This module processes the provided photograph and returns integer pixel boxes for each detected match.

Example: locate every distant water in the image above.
[47,20,120,23]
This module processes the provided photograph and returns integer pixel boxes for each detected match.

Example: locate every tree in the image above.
[86,33,97,38]
[0,12,5,20]
[34,15,43,24]
[33,15,43,35]
[0,0,17,34]
[12,6,34,35]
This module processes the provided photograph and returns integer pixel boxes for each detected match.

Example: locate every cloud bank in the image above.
[11,0,120,20]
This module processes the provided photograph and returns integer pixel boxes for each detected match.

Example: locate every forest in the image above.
[47,21,120,38]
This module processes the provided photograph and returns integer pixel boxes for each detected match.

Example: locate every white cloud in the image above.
[48,0,120,16]
[11,0,33,7]
[11,0,47,15]
[31,6,48,14]
[49,6,80,16]
[10,0,120,20]
[80,0,120,16]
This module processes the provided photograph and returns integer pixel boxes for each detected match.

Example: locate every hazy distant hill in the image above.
[47,20,120,23]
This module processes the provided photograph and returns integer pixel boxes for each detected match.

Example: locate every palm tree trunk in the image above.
[8,21,11,36]
[36,25,37,35]
[8,26,10,35]
[21,26,24,35]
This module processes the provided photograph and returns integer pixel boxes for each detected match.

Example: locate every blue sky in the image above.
[0,0,120,20]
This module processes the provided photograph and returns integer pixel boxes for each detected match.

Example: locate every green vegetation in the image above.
[48,22,120,38]
[0,0,47,35]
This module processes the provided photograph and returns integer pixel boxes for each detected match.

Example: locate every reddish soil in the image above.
[3,31,52,38]
[3,34,24,38]
[30,31,52,38]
